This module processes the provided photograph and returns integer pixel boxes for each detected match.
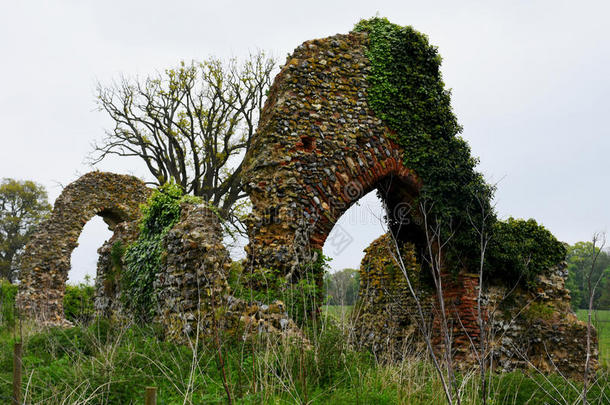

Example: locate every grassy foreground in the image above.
[0,312,608,404]
[577,309,610,367]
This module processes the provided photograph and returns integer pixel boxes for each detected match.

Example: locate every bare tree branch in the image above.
[90,53,276,234]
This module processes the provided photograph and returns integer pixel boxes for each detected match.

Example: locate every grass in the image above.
[0,301,608,403]
[577,309,610,367]
[321,305,353,320]
[0,313,608,404]
[0,320,610,405]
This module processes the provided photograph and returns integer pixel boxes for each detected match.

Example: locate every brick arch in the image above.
[245,27,593,374]
[243,31,423,277]
[16,171,152,324]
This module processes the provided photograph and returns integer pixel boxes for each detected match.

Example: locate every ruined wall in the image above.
[242,31,483,353]
[354,234,596,378]
[353,234,430,359]
[17,171,151,324]
[353,234,480,361]
[156,203,232,340]
[243,32,420,278]
[155,203,304,343]
[487,263,597,379]
[94,220,140,318]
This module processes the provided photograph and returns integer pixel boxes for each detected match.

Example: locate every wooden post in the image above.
[13,342,22,405]
[145,386,157,405]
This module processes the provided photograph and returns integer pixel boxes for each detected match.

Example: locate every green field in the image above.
[321,304,353,319]
[577,309,610,367]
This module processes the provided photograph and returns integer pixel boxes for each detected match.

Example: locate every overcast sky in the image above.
[1,1,609,283]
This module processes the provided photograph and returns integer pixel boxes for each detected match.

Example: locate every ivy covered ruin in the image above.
[16,18,597,378]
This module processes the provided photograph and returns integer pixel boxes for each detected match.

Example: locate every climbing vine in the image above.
[355,17,565,280]
[121,183,200,321]
[355,17,494,271]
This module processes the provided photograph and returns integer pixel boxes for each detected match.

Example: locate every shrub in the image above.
[487,217,566,284]
[63,281,95,323]
[0,278,17,328]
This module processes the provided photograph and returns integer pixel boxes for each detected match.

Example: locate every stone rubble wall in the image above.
[486,263,597,379]
[16,171,151,324]
[354,234,596,378]
[155,203,305,344]
[93,220,140,318]
[353,234,430,359]
[353,234,479,360]
[243,32,420,279]
[155,203,232,340]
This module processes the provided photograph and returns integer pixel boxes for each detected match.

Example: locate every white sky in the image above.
[1,1,609,282]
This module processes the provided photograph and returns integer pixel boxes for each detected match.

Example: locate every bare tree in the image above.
[385,199,460,405]
[468,193,494,405]
[583,232,606,405]
[91,52,276,233]
[419,201,462,405]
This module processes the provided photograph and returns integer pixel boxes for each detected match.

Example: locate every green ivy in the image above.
[487,218,567,284]
[121,183,201,321]
[354,18,566,283]
[354,17,495,272]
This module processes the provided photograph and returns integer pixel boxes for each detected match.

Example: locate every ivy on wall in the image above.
[355,17,494,271]
[355,17,565,281]
[121,183,200,321]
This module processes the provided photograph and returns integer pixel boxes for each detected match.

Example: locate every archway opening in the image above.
[321,173,425,325]
[66,215,113,323]
[322,190,386,276]
[68,216,113,285]
[322,190,384,314]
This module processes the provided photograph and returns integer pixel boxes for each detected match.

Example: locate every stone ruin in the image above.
[17,171,303,340]
[353,234,595,379]
[16,28,596,377]
[16,171,151,324]
[243,31,420,278]
[155,203,303,343]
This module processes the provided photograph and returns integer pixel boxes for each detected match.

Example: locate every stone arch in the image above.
[16,171,152,324]
[242,29,595,375]
[242,31,483,354]
[244,32,423,277]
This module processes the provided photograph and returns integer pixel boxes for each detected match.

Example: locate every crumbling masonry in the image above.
[16,172,151,324]
[15,28,596,377]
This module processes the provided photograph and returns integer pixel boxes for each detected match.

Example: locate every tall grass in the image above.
[0,308,608,404]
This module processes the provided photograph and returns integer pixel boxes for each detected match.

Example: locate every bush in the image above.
[63,281,95,323]
[487,217,567,284]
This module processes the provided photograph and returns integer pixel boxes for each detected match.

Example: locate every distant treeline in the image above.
[565,242,610,310]
[324,268,359,306]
